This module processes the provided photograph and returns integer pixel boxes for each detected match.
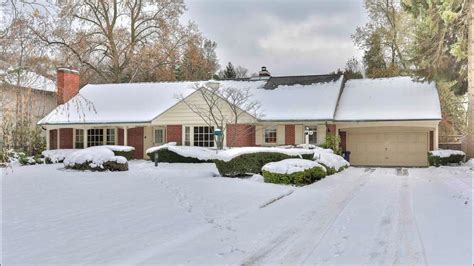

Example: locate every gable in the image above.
[152,88,257,125]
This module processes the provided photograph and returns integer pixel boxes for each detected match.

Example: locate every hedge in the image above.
[263,165,326,186]
[112,150,134,160]
[428,153,465,167]
[318,163,349,175]
[65,161,128,171]
[147,148,212,163]
[214,152,298,177]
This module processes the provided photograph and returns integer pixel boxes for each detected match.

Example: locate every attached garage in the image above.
[334,77,442,167]
[344,127,431,167]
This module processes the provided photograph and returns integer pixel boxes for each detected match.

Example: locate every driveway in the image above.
[2,162,472,264]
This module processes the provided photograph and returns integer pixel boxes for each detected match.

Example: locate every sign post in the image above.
[304,127,314,149]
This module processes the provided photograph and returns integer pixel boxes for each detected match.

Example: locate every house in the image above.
[0,67,57,148]
[38,67,441,166]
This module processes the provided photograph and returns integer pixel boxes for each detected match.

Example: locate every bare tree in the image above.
[178,82,260,149]
[31,0,192,83]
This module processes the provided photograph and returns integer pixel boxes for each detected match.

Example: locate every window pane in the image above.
[87,129,104,147]
[192,126,214,147]
[264,127,277,143]
[154,129,164,144]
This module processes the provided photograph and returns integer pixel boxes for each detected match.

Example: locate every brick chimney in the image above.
[56,67,80,105]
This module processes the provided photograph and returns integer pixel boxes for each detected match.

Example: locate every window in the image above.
[264,127,277,144]
[75,129,84,149]
[106,129,116,145]
[184,126,191,146]
[154,128,165,144]
[193,126,214,147]
[306,127,318,144]
[87,129,103,147]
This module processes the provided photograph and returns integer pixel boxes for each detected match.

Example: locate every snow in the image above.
[464,158,474,168]
[38,76,344,125]
[2,163,472,264]
[42,149,77,163]
[429,149,465,158]
[63,147,127,168]
[217,147,314,162]
[262,159,324,174]
[146,145,314,162]
[249,76,344,120]
[4,70,56,92]
[313,152,349,170]
[335,77,442,121]
[103,145,135,152]
[39,80,266,125]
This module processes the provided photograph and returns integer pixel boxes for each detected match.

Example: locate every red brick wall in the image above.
[57,68,80,105]
[59,128,74,149]
[167,125,182,145]
[226,124,256,147]
[327,124,337,135]
[285,125,295,145]
[50,130,57,150]
[128,127,144,159]
[118,128,124,145]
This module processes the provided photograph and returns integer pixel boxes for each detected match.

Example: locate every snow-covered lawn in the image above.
[2,161,472,264]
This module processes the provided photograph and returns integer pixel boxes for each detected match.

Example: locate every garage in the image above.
[345,127,431,167]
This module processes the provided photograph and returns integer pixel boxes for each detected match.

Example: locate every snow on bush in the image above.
[64,147,128,171]
[464,159,474,169]
[146,144,315,164]
[217,147,314,162]
[103,145,135,152]
[262,159,323,174]
[262,159,326,185]
[42,149,77,163]
[146,143,217,163]
[429,149,465,158]
[313,152,349,175]
[428,149,465,167]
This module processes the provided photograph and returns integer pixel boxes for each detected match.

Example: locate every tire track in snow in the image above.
[242,168,377,265]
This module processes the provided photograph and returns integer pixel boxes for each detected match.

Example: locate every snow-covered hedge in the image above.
[146,144,315,166]
[42,149,77,163]
[146,143,215,163]
[428,149,465,167]
[64,147,128,171]
[262,159,326,185]
[213,147,315,177]
[313,152,349,175]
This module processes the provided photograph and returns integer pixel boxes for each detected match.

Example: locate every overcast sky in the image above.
[182,0,367,76]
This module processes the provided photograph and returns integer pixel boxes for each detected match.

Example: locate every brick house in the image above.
[39,67,441,166]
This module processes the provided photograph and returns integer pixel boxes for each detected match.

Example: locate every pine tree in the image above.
[363,31,387,78]
[223,62,237,79]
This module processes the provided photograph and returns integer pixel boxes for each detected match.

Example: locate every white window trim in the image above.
[182,125,216,147]
[263,126,278,145]
[153,127,166,145]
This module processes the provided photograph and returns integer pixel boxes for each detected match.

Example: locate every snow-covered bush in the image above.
[428,150,465,167]
[313,152,350,175]
[146,143,215,163]
[42,149,77,164]
[215,152,296,177]
[262,159,326,185]
[104,145,135,160]
[64,147,128,171]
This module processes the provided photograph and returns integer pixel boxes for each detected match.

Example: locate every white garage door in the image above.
[346,128,429,167]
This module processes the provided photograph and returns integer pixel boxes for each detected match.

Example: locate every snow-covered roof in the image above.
[252,76,343,121]
[4,71,56,92]
[39,80,267,125]
[334,77,441,121]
